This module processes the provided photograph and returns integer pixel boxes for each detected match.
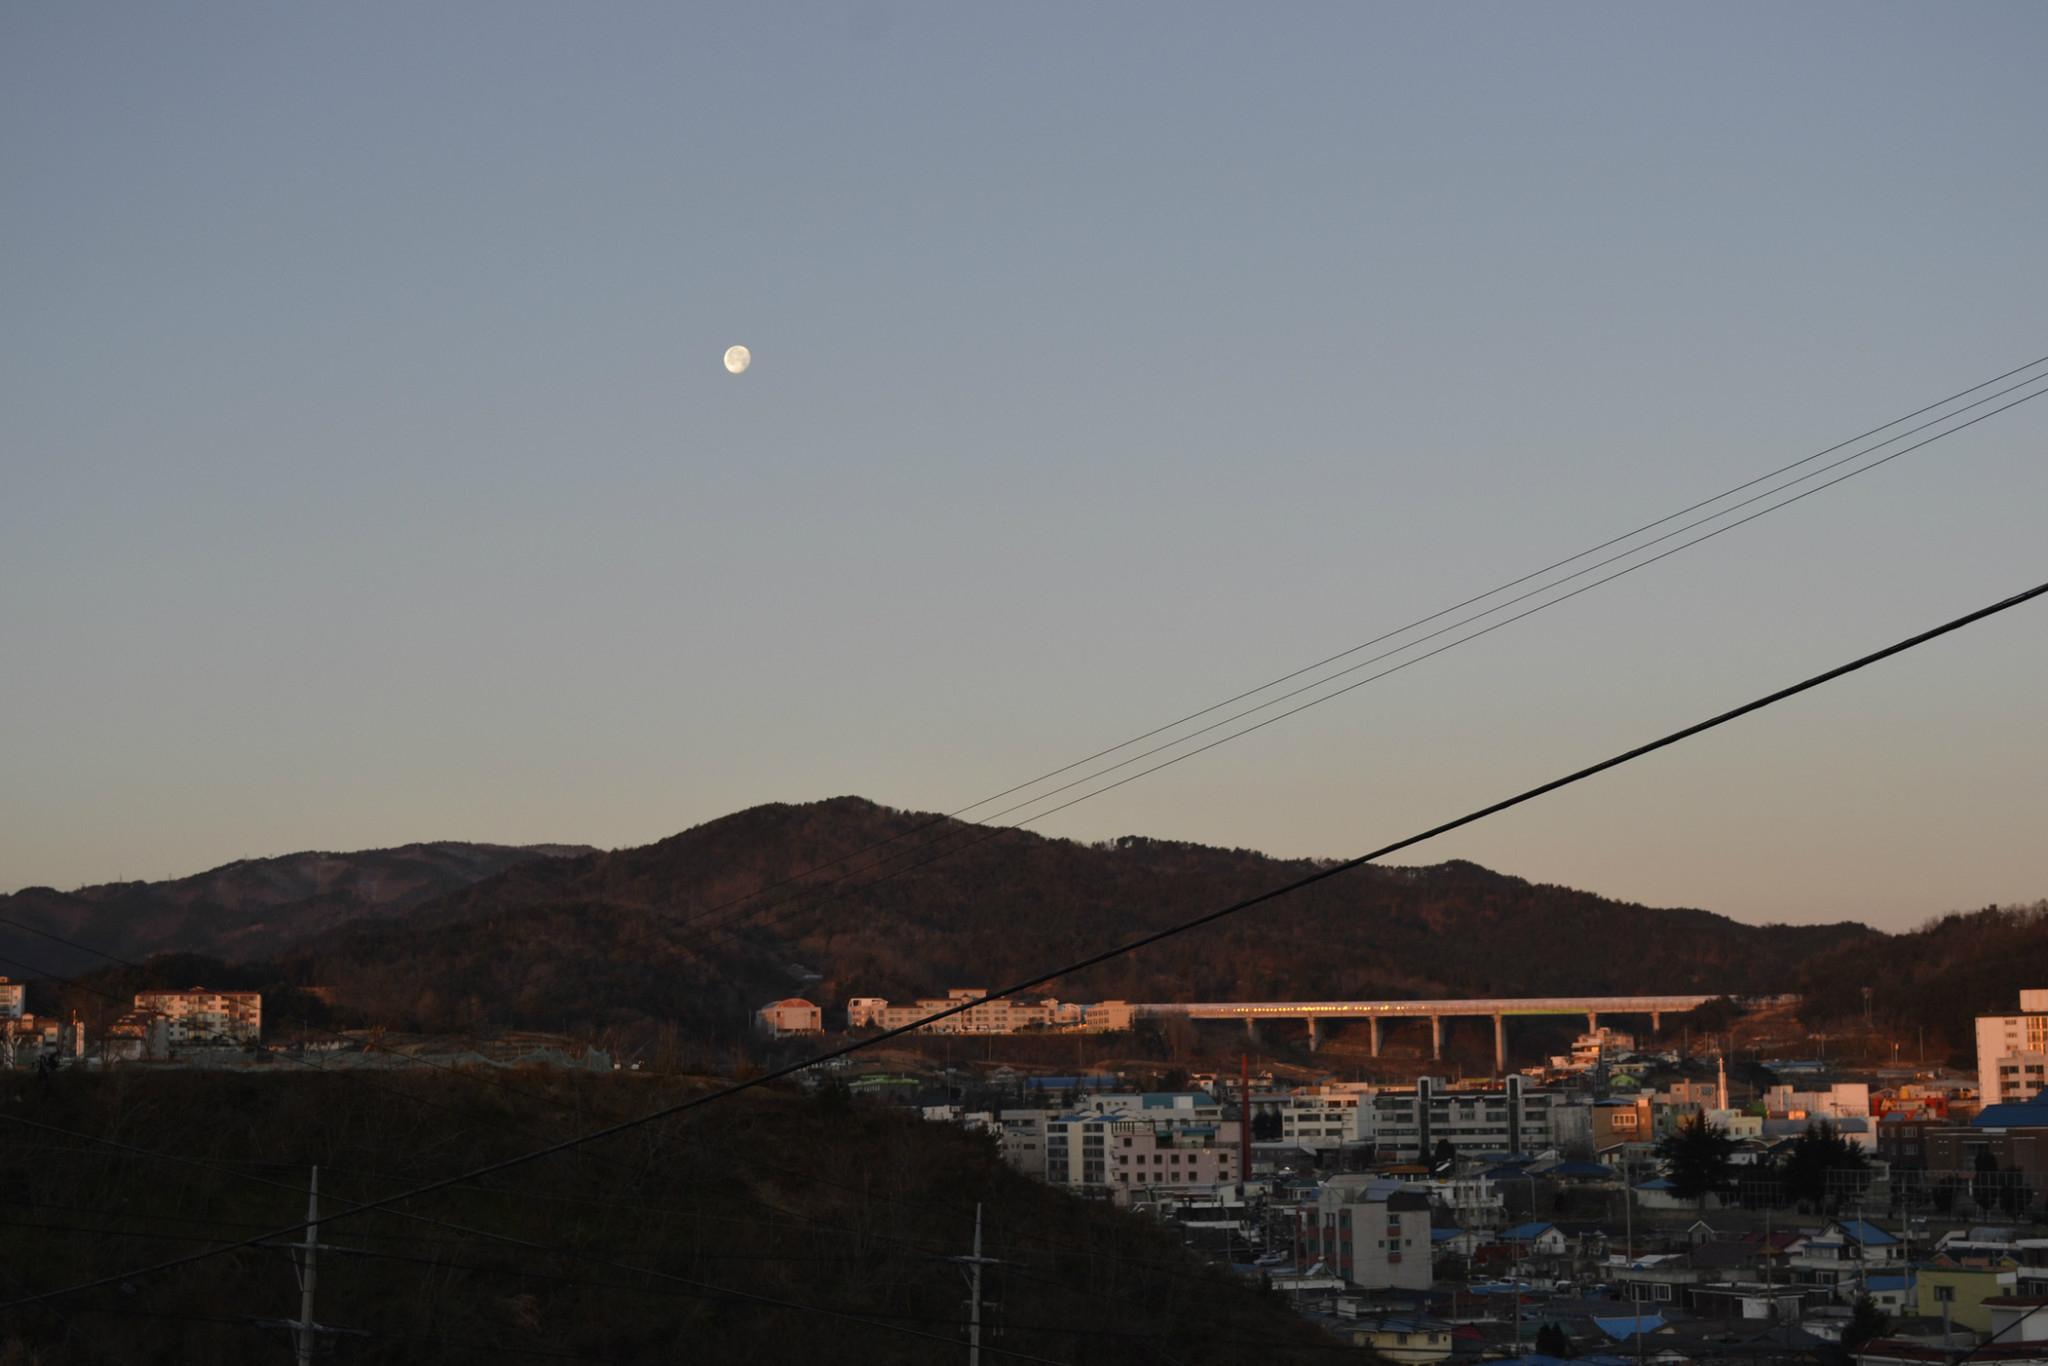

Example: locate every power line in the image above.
[0,933,1270,1300]
[565,368,2048,968]
[15,573,2042,1311]
[358,354,2048,967]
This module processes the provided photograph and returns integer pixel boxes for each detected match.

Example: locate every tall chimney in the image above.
[1717,1055,1729,1112]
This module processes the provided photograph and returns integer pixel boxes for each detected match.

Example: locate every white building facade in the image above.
[1978,991,2048,1107]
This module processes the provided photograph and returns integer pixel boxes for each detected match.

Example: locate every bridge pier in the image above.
[1493,1013,1506,1073]
[1370,1018,1382,1057]
[1587,1011,1598,1036]
[1651,1010,1661,1033]
[1246,1018,1260,1044]
[1307,1017,1320,1051]
[1430,1015,1443,1059]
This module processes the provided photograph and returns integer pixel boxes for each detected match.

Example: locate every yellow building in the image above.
[1910,1262,2018,1336]
[1347,1318,1453,1363]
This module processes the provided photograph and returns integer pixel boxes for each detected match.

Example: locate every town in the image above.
[740,985,2048,1363]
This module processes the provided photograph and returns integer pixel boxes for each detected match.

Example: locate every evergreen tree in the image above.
[1431,1138,1457,1177]
[1655,1113,1737,1206]
[1843,1295,1892,1352]
[1780,1121,1867,1210]
[1534,1322,1573,1359]
[1973,1148,2001,1215]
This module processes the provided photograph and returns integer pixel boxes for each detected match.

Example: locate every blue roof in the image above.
[1837,1220,1900,1247]
[1432,1229,1465,1242]
[1634,1178,1676,1190]
[1973,1091,2048,1127]
[1503,1222,1558,1241]
[1550,1160,1612,1177]
[1867,1275,1912,1291]
[1594,1315,1667,1339]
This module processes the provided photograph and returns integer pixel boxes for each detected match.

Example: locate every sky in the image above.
[3,4,2046,931]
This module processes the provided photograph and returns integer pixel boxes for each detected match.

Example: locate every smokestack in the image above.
[1717,1055,1728,1112]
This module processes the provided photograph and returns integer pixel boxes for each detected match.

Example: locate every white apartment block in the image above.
[843,990,1131,1034]
[1372,1076,1558,1161]
[997,1110,1051,1178]
[1979,991,2048,1107]
[1294,1181,1433,1290]
[1264,1083,1376,1151]
[131,990,262,1044]
[1044,1114,1114,1188]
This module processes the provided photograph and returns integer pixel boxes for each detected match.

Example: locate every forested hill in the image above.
[278,797,1874,1037]
[0,841,594,977]
[1783,901,2048,1044]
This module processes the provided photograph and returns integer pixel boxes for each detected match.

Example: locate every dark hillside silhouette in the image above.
[275,797,1872,1038]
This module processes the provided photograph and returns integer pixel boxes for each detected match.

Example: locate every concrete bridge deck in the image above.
[1131,994,1719,1067]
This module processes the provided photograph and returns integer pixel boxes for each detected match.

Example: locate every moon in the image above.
[723,345,751,374]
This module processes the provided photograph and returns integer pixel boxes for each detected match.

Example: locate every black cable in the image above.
[555,367,2048,985]
[631,372,2048,967]
[0,934,1261,1290]
[13,364,2037,1295]
[15,573,2041,1311]
[327,354,2048,965]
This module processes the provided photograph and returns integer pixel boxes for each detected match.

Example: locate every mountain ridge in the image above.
[0,840,596,977]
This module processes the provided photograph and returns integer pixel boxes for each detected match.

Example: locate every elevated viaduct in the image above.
[1131,995,1720,1069]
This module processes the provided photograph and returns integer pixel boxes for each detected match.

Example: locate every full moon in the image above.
[723,345,751,374]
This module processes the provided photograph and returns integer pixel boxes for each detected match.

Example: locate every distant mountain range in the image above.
[0,841,593,978]
[12,798,2039,1060]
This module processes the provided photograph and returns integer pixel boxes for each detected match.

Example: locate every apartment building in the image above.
[1256,1083,1376,1152]
[1294,1179,1432,1290]
[131,990,262,1044]
[1107,1117,1241,1192]
[1044,1114,1114,1189]
[0,979,22,1019]
[1979,991,2048,1107]
[997,1110,1051,1178]
[1372,1076,1559,1161]
[843,990,1129,1034]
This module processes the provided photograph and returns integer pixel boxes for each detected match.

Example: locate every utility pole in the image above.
[296,1167,320,1366]
[1240,1053,1252,1197]
[254,1166,368,1359]
[950,1204,1000,1366]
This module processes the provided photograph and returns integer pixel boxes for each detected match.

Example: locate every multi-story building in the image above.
[1080,1091,1222,1123]
[130,991,261,1044]
[1254,1083,1376,1152]
[0,1014,81,1065]
[1044,1114,1114,1189]
[0,979,22,1019]
[755,998,822,1036]
[1978,991,2048,1107]
[843,990,1128,1034]
[1372,1076,1559,1161]
[997,1110,1051,1178]
[1764,1082,1872,1122]
[1591,1095,1654,1154]
[1293,1179,1432,1290]
[1107,1117,1241,1193]
[1550,1028,1635,1071]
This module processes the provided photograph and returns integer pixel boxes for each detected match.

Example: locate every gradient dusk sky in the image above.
[4,4,2045,928]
